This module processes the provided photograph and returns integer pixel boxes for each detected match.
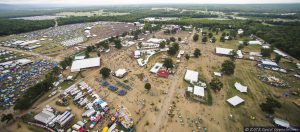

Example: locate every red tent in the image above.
[157,70,169,78]
[79,128,84,132]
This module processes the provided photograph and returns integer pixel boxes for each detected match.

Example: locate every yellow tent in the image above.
[102,127,109,132]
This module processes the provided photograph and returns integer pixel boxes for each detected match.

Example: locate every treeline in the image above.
[14,67,60,110]
[0,19,55,36]
[237,13,300,19]
[264,21,300,26]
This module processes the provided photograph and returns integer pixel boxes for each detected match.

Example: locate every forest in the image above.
[0,19,55,36]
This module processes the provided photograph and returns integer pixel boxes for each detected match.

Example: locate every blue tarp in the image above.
[118,89,126,95]
[102,81,109,86]
[109,85,117,91]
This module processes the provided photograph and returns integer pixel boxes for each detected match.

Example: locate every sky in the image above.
[0,0,300,5]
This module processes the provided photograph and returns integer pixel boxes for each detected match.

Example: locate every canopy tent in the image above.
[157,70,169,78]
[193,86,204,97]
[184,70,199,83]
[234,82,247,93]
[227,95,244,107]
[115,69,127,78]
[214,72,222,77]
[150,63,163,74]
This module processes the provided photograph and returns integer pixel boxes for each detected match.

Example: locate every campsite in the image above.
[0,4,300,132]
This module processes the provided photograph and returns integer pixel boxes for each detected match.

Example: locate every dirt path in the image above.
[152,29,195,132]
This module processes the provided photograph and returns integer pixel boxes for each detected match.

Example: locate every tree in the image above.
[229,50,238,61]
[275,54,282,64]
[211,37,216,43]
[185,54,190,60]
[260,97,281,114]
[85,51,90,58]
[167,47,177,56]
[159,41,166,48]
[202,36,208,43]
[173,43,179,51]
[220,36,225,42]
[178,37,182,41]
[261,48,272,57]
[193,34,199,42]
[59,61,67,70]
[144,22,151,31]
[194,48,201,58]
[209,78,223,92]
[144,83,151,91]
[208,32,213,38]
[133,34,138,40]
[238,44,244,50]
[86,45,94,53]
[221,32,226,37]
[114,39,122,49]
[221,60,235,75]
[163,58,174,69]
[1,114,13,124]
[100,67,111,78]
[170,37,176,42]
[138,42,142,49]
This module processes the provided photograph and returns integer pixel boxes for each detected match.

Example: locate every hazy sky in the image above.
[1,0,300,5]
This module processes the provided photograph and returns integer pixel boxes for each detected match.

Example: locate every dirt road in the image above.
[152,28,195,132]
[0,46,59,62]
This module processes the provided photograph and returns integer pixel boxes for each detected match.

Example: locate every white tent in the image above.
[273,118,290,128]
[75,56,85,60]
[184,70,199,83]
[214,72,222,77]
[234,82,247,93]
[193,86,204,97]
[274,50,289,58]
[248,41,262,45]
[71,57,100,72]
[115,69,127,78]
[227,95,244,107]
[34,110,56,124]
[150,63,163,74]
[147,38,165,44]
[187,87,193,92]
[215,47,243,58]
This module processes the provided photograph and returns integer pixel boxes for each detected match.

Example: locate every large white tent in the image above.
[34,110,56,124]
[184,70,199,83]
[147,38,165,44]
[234,82,247,93]
[227,95,244,107]
[71,57,100,72]
[193,86,205,97]
[215,47,243,58]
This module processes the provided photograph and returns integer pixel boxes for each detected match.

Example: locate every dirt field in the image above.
[3,28,300,132]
